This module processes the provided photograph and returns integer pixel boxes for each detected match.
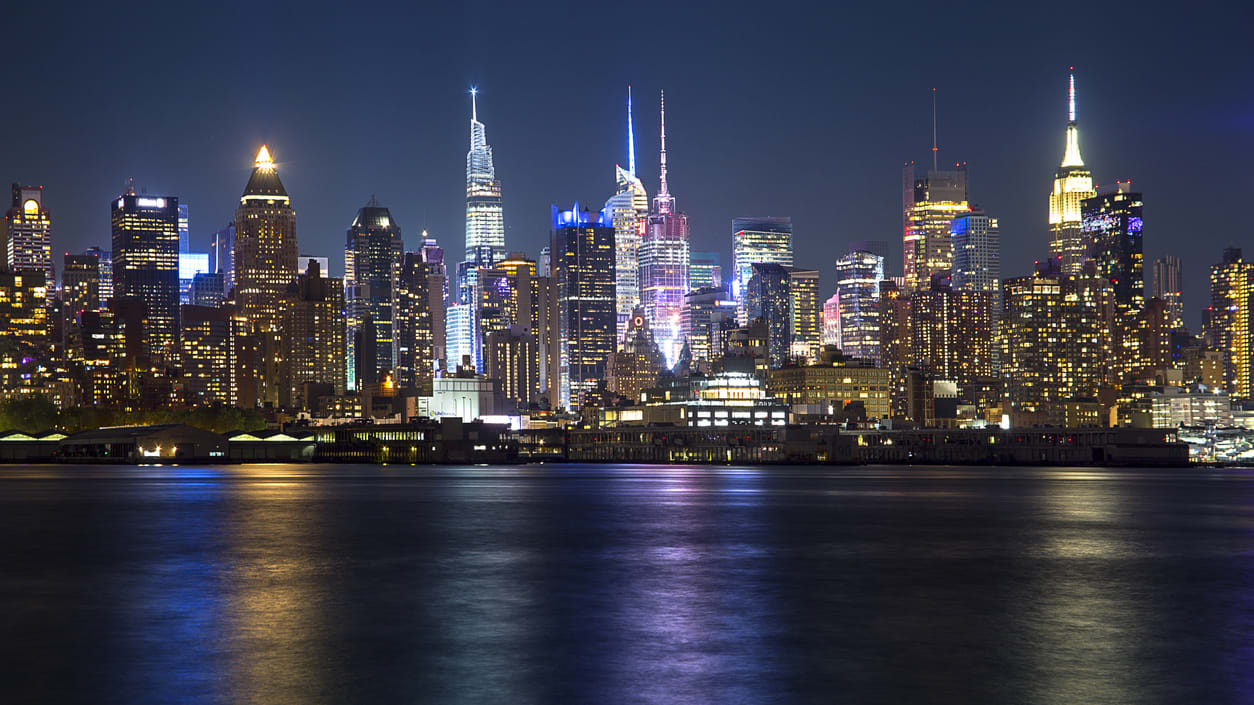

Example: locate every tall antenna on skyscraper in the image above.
[658,89,668,197]
[627,85,636,178]
[470,86,478,122]
[931,87,938,172]
[1068,68,1076,123]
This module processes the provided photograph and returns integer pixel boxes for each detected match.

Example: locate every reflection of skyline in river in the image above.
[3,465,1254,703]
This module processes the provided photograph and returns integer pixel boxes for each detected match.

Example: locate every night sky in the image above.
[5,1,1252,330]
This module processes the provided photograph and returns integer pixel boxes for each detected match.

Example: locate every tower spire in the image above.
[1060,68,1084,168]
[931,87,938,172]
[1068,69,1076,123]
[627,85,636,177]
[470,86,478,122]
[658,89,668,197]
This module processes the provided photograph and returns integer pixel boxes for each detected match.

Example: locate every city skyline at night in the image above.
[3,3,1248,335]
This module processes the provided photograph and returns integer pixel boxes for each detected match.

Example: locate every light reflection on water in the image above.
[1,464,1254,703]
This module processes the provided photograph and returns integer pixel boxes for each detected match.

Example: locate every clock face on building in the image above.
[633,315,645,328]
[22,199,39,215]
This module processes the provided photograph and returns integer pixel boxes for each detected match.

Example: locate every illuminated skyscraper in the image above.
[111,188,180,358]
[280,260,346,409]
[6,184,53,288]
[833,247,885,362]
[234,145,298,334]
[552,204,616,408]
[950,210,1001,316]
[639,91,689,368]
[605,307,665,403]
[210,224,234,291]
[822,293,841,347]
[731,216,792,324]
[1082,184,1144,381]
[788,267,821,364]
[1205,248,1254,398]
[605,87,650,341]
[394,251,443,394]
[178,203,190,254]
[1048,71,1097,276]
[85,247,112,307]
[683,285,737,369]
[746,263,792,368]
[1151,255,1184,329]
[460,88,505,304]
[180,304,231,405]
[689,251,721,290]
[445,303,475,371]
[902,164,968,291]
[345,198,403,389]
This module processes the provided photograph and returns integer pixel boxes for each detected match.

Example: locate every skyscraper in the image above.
[551,204,616,408]
[1205,248,1253,398]
[639,91,689,368]
[178,203,190,254]
[111,188,180,358]
[833,247,885,362]
[281,260,346,409]
[682,285,737,369]
[1048,71,1097,276]
[234,145,298,334]
[393,251,443,395]
[731,217,793,324]
[950,210,1001,315]
[746,262,792,368]
[1151,255,1184,329]
[6,184,53,288]
[689,250,722,290]
[605,86,650,341]
[345,198,403,389]
[902,164,968,291]
[460,88,505,304]
[788,267,821,363]
[1082,183,1144,382]
[85,247,112,307]
[210,224,234,291]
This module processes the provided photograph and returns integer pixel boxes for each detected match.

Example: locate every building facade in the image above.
[902,165,968,291]
[6,184,53,287]
[551,205,616,408]
[345,198,403,389]
[731,216,792,324]
[639,92,689,368]
[833,248,884,362]
[111,189,181,359]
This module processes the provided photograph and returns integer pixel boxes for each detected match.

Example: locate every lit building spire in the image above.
[627,85,636,177]
[470,86,478,121]
[255,144,274,170]
[1061,68,1084,168]
[658,90,669,199]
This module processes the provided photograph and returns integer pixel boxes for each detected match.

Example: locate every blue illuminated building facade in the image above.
[1081,184,1143,311]
[551,204,616,408]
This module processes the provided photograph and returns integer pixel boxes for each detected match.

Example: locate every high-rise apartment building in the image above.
[822,293,841,347]
[1048,72,1098,276]
[180,304,231,405]
[6,184,53,288]
[484,326,540,408]
[85,247,112,307]
[460,88,505,304]
[345,198,403,389]
[605,87,649,341]
[833,248,884,362]
[731,216,792,324]
[1001,260,1114,411]
[393,251,444,395]
[950,210,1001,315]
[234,145,298,333]
[902,165,968,291]
[1205,248,1254,398]
[62,252,101,318]
[1151,255,1184,329]
[551,205,616,408]
[639,92,689,368]
[191,271,225,307]
[788,267,821,364]
[111,189,181,358]
[281,260,346,409]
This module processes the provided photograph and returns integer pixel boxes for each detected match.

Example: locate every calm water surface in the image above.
[2,463,1253,704]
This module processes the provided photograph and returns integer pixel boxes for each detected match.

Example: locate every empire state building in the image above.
[1048,71,1096,276]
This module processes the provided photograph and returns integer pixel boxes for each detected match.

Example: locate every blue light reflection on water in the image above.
[3,464,1254,704]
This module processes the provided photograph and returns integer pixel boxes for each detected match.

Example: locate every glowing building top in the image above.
[1048,69,1097,275]
[465,87,505,263]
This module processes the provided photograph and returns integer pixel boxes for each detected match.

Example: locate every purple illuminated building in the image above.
[638,90,689,368]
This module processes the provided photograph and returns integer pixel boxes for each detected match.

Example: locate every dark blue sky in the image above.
[5,1,1251,329]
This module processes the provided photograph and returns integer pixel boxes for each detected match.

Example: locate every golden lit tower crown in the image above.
[1048,70,1096,276]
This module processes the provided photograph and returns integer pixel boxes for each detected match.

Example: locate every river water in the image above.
[2,464,1252,704]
